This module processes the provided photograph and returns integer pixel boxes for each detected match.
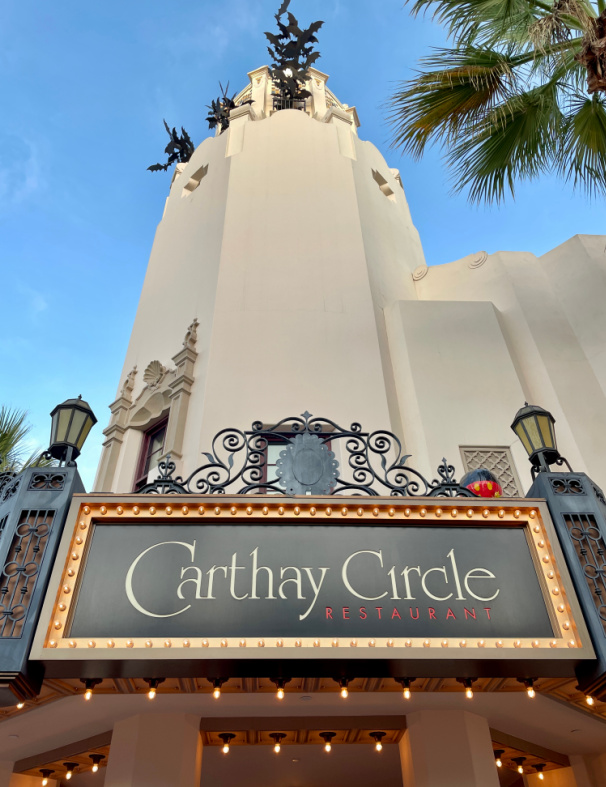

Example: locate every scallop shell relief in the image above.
[143,360,167,389]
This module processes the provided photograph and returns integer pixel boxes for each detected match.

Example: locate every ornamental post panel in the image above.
[0,466,84,705]
[526,471,606,698]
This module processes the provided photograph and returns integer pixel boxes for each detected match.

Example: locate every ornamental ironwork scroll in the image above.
[564,512,606,636]
[139,411,476,497]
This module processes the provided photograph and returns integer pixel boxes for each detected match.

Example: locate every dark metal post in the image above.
[527,470,606,698]
[0,466,84,706]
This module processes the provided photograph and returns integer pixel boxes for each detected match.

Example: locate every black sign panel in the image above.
[69,523,553,639]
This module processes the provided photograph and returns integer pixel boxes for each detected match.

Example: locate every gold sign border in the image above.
[36,495,591,660]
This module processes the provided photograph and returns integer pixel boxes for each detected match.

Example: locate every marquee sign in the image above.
[32,495,593,678]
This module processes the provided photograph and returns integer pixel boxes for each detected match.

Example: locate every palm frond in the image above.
[0,407,52,472]
[556,92,606,195]
[389,47,525,157]
[447,81,562,202]
[405,0,543,45]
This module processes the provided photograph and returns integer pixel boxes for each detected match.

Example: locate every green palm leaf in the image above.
[0,407,52,473]
[557,92,606,195]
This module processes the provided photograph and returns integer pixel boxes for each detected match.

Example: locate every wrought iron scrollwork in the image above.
[28,472,66,491]
[550,476,585,495]
[139,412,476,498]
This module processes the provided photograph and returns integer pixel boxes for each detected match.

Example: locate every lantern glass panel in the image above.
[538,414,555,450]
[523,416,542,453]
[67,409,87,446]
[56,408,72,444]
[514,422,534,456]
[76,416,94,449]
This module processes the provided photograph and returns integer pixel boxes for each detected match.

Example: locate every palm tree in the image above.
[0,407,50,474]
[389,0,606,202]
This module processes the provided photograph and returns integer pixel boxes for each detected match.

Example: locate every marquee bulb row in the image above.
[66,676,556,703]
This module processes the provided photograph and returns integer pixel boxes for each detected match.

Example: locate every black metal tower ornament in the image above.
[138,411,476,497]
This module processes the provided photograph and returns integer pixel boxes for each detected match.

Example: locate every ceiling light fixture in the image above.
[219,733,235,754]
[512,757,526,775]
[271,677,291,700]
[370,731,386,752]
[89,754,105,773]
[144,678,164,699]
[40,769,54,786]
[494,750,504,768]
[209,677,227,699]
[81,678,102,701]
[320,732,336,752]
[395,677,415,700]
[64,762,78,781]
[270,732,286,753]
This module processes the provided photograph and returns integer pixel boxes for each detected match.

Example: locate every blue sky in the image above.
[1,0,604,489]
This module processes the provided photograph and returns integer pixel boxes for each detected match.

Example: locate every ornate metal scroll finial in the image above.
[138,412,477,497]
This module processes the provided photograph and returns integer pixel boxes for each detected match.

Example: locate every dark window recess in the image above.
[134,419,168,492]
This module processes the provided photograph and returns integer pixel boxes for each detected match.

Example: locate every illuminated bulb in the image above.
[16,702,24,709]
[375,741,382,752]
[466,687,473,699]
[341,686,348,698]
[92,763,99,773]
[539,773,544,780]
[274,742,281,753]
[496,757,502,768]
[527,686,536,699]
[587,695,595,706]
[324,743,332,752]
[404,687,411,699]
[213,687,221,699]
[66,773,72,781]
[148,687,156,699]
[277,688,285,700]
[518,765,524,774]
[222,744,230,754]
[84,688,92,701]
[42,780,48,786]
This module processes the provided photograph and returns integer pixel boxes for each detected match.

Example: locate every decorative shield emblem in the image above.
[275,433,339,495]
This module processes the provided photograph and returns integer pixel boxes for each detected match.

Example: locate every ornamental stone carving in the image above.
[183,318,199,350]
[412,265,429,281]
[143,360,167,390]
[468,251,488,269]
[120,365,137,399]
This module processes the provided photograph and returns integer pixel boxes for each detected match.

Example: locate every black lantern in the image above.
[511,403,559,472]
[48,396,97,464]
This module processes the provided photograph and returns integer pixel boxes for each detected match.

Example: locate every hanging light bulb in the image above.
[462,678,474,699]
[520,678,536,698]
[145,678,163,699]
[82,678,101,701]
[370,732,386,752]
[40,769,54,785]
[219,733,235,754]
[535,764,546,780]
[16,702,24,709]
[336,677,350,698]
[494,750,504,768]
[320,732,336,752]
[396,677,414,700]
[64,762,78,781]
[586,695,595,706]
[89,754,105,773]
[512,757,526,775]
[209,678,226,699]
[271,677,290,700]
[270,733,285,753]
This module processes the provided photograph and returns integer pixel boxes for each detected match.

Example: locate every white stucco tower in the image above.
[94,66,426,493]
[95,65,606,498]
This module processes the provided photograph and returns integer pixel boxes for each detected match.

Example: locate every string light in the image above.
[40,769,54,785]
[535,764,546,780]
[209,678,227,699]
[494,750,504,768]
[320,732,336,752]
[64,762,78,780]
[396,678,414,700]
[370,732,386,752]
[219,733,235,754]
[89,754,105,772]
[270,733,285,753]
[145,678,164,699]
[512,757,526,775]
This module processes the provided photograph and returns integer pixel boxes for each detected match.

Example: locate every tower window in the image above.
[134,418,168,491]
[181,164,208,197]
[372,169,395,201]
